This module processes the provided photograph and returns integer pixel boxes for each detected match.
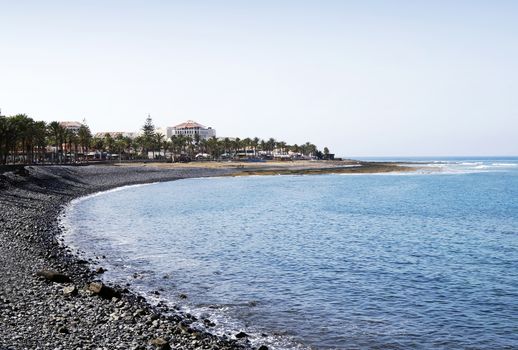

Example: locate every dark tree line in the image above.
[0,114,331,164]
[140,117,326,161]
[0,114,92,165]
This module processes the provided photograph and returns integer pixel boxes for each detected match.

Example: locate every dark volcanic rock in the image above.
[203,318,216,327]
[36,270,72,283]
[87,282,121,299]
[14,167,30,177]
[235,332,249,339]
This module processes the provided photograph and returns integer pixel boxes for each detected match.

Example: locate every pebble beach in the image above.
[0,165,251,350]
[0,162,411,350]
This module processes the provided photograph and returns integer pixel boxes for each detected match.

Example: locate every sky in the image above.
[1,0,517,157]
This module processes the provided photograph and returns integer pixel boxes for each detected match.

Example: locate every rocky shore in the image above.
[0,162,414,350]
[0,165,257,350]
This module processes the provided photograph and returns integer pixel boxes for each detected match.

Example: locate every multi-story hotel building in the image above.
[166,120,216,140]
[59,121,83,132]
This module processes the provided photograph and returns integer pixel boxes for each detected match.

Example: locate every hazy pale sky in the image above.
[1,0,517,156]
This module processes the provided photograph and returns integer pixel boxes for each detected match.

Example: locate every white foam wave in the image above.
[422,160,518,174]
[459,162,483,166]
[74,182,158,203]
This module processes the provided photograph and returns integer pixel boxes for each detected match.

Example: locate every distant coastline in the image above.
[112,159,421,176]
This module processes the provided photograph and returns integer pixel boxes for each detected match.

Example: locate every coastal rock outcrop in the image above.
[149,337,171,349]
[36,270,71,283]
[62,285,78,296]
[87,282,121,299]
[235,331,249,339]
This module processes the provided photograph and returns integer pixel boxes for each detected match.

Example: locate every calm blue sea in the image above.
[62,158,518,349]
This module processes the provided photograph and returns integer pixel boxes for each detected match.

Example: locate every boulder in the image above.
[235,331,248,339]
[58,326,69,334]
[149,337,171,350]
[203,318,216,327]
[15,167,30,177]
[63,285,78,296]
[87,282,121,299]
[36,270,71,283]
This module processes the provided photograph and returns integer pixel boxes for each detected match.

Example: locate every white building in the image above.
[166,120,216,140]
[59,121,83,132]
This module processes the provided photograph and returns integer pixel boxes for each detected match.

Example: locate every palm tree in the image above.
[48,121,65,163]
[78,124,92,162]
[0,116,16,164]
[301,142,317,158]
[242,138,251,158]
[223,137,231,158]
[267,138,276,156]
[155,132,165,158]
[123,136,133,160]
[104,133,115,159]
[133,136,144,158]
[0,116,12,164]
[170,135,180,161]
[206,136,219,160]
[162,140,171,160]
[33,121,47,163]
[277,141,287,155]
[65,129,79,163]
[9,114,29,163]
[252,137,260,157]
[184,136,193,158]
[193,133,201,154]
[233,138,241,159]
[114,135,126,162]
[323,147,330,159]
[90,136,104,157]
[260,139,266,156]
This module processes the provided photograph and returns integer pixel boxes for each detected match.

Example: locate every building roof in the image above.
[59,121,83,129]
[173,120,206,129]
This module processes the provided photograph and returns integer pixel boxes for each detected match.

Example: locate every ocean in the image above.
[61,158,518,349]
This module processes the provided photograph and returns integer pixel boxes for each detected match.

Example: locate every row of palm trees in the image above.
[0,114,93,165]
[90,133,322,161]
[168,135,322,160]
[0,114,328,165]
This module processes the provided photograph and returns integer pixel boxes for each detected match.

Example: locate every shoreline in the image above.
[0,161,416,349]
